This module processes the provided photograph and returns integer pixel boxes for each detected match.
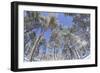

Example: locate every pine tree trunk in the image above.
[54,47,55,60]
[29,21,50,61]
[29,32,44,61]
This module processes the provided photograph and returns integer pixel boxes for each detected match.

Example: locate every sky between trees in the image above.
[24,11,90,62]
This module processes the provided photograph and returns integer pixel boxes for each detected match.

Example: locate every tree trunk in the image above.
[54,47,56,60]
[29,21,51,61]
[73,48,80,59]
[29,32,44,61]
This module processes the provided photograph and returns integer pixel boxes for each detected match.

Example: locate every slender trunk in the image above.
[29,20,51,61]
[73,48,80,59]
[54,47,55,60]
[29,32,44,61]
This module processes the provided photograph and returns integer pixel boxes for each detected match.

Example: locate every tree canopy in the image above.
[24,11,90,61]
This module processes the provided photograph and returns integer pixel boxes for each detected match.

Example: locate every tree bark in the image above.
[29,32,44,61]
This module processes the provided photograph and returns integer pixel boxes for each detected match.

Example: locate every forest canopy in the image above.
[24,11,90,62]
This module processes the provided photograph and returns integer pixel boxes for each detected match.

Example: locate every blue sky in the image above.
[41,12,73,28]
[39,12,73,42]
[57,13,73,28]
